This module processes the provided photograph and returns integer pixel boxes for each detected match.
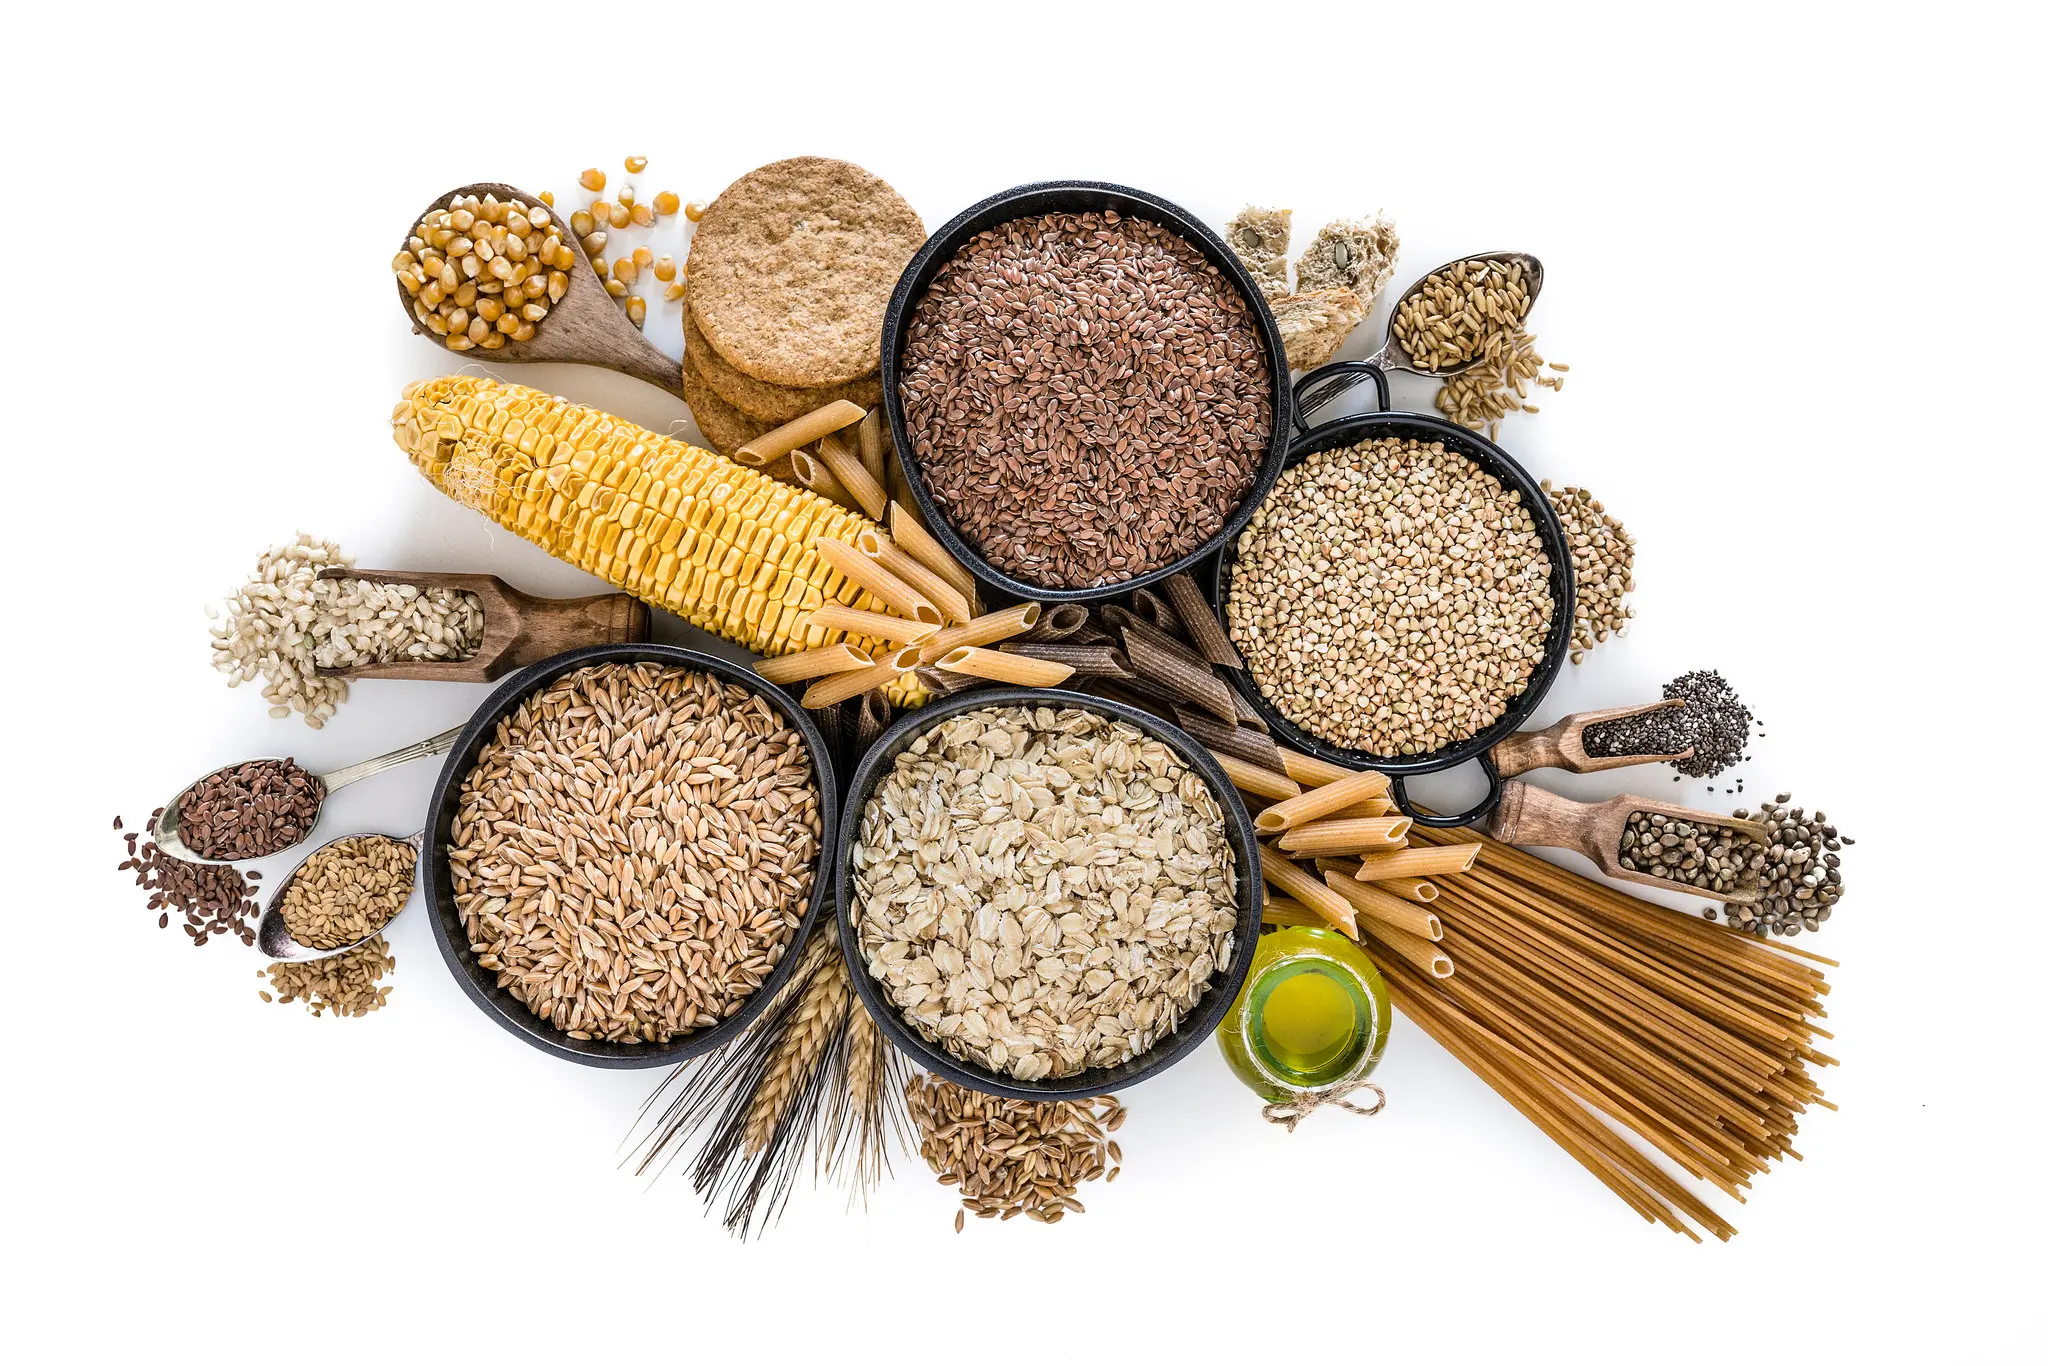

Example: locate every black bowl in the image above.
[422,644,838,1069]
[1209,362,1577,828]
[834,686,1262,1101]
[879,179,1293,605]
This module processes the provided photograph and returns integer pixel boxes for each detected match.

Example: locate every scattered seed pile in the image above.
[279,835,418,951]
[1712,795,1849,938]
[1584,670,1754,779]
[1618,811,1765,896]
[395,191,574,353]
[1227,437,1554,755]
[1393,257,1535,371]
[1542,480,1635,664]
[450,662,820,1044]
[177,758,324,860]
[905,1074,1125,1229]
[900,209,1273,589]
[259,936,396,1018]
[1437,328,1567,438]
[210,534,486,726]
[852,704,1239,1082]
[114,813,260,946]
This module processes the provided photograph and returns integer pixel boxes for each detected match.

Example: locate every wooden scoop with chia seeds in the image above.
[1490,700,1693,779]
[1484,782,1770,904]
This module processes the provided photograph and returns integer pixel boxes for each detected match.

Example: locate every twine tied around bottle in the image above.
[1261,1079,1386,1131]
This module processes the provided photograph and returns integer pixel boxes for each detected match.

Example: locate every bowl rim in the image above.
[1209,406,1577,779]
[421,643,839,1069]
[833,685,1263,1101]
[879,178,1294,604]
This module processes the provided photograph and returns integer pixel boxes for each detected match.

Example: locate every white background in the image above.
[4,3,2038,1361]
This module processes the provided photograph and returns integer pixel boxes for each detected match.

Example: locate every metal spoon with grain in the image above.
[150,726,461,867]
[1296,251,1545,419]
[255,830,425,963]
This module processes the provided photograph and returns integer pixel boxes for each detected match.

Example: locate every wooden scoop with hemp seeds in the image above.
[1483,783,1770,903]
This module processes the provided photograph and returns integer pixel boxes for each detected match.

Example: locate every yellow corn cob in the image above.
[392,374,926,704]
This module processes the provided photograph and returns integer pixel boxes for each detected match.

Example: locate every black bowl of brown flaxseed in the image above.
[882,181,1291,603]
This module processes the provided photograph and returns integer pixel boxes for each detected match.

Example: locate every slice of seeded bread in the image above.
[1225,206,1293,301]
[1271,287,1365,371]
[1295,214,1400,304]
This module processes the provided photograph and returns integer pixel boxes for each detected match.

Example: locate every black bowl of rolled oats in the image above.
[882,180,1292,603]
[836,686,1262,1101]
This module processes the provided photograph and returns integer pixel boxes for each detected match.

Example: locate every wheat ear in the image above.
[743,935,850,1156]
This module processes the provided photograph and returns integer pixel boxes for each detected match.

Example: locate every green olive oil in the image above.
[1220,926,1391,1102]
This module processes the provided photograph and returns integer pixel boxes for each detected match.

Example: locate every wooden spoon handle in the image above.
[1491,717,1571,779]
[1484,780,1603,860]
[493,588,650,675]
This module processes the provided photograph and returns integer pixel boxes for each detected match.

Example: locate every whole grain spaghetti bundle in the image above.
[1371,821,1836,1242]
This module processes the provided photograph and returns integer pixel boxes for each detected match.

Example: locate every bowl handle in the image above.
[1390,750,1505,828]
[1292,361,1390,435]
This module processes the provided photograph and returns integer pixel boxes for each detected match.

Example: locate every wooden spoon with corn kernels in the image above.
[395,181,686,402]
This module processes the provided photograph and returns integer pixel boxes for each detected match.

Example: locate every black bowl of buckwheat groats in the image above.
[883,181,1293,603]
[1212,362,1576,829]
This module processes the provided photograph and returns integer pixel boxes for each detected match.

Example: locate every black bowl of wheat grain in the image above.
[423,643,838,1069]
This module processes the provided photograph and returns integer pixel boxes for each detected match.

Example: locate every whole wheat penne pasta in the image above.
[855,529,973,624]
[1327,795,1396,820]
[816,537,940,624]
[1277,815,1413,856]
[735,399,867,466]
[801,603,937,645]
[1379,876,1438,903]
[1254,768,1394,834]
[1350,846,1480,881]
[920,602,1041,658]
[1171,707,1286,772]
[936,647,1074,687]
[912,665,981,696]
[791,449,859,512]
[1324,872,1442,941]
[800,646,920,709]
[1279,749,1367,788]
[1360,918,1455,979]
[1210,751,1302,802]
[887,502,979,604]
[858,408,886,486]
[817,433,888,520]
[1262,895,1325,930]
[1260,844,1358,938]
[751,641,873,685]
[999,642,1130,676]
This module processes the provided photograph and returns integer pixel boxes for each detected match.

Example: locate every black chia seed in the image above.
[1584,669,1754,779]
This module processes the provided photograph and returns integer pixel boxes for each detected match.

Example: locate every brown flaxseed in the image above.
[899,210,1272,589]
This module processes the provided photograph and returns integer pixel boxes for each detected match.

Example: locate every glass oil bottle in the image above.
[1219,926,1391,1102]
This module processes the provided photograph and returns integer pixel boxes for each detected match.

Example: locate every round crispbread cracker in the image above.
[685,157,924,388]
[681,347,772,456]
[684,303,881,424]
